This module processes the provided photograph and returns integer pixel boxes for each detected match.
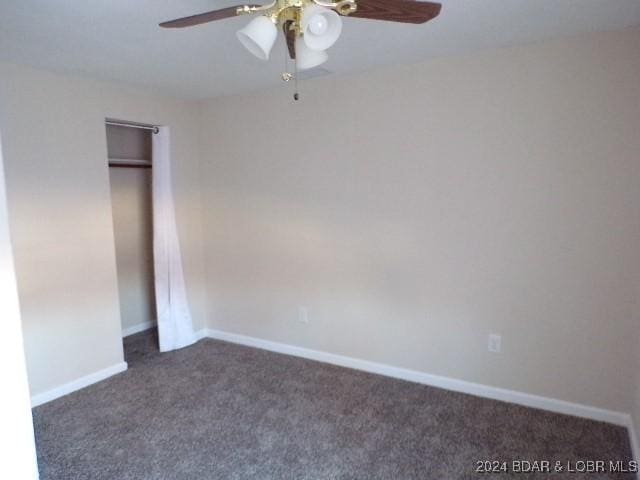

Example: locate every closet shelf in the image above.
[108,157,152,169]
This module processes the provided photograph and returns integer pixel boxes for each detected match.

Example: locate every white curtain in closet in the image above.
[152,127,196,352]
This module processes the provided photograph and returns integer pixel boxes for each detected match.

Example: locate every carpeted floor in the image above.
[33,329,634,479]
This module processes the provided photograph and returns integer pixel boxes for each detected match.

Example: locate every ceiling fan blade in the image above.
[159,5,261,28]
[348,0,441,24]
[283,21,296,60]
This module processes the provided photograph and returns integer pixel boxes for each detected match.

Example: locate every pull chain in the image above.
[293,57,299,101]
[281,22,300,101]
[283,41,289,79]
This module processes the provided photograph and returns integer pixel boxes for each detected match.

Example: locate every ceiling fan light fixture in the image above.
[160,0,444,89]
[295,37,328,70]
[236,15,277,60]
[301,5,342,51]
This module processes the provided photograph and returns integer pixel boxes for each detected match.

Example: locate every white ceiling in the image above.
[1,0,639,99]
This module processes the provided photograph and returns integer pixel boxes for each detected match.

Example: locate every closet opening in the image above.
[106,120,157,346]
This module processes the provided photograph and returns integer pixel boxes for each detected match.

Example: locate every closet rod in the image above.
[105,120,159,134]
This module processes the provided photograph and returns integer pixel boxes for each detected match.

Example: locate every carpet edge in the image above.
[199,328,631,427]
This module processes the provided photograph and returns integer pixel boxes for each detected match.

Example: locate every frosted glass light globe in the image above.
[301,5,342,51]
[308,14,328,36]
[236,16,278,60]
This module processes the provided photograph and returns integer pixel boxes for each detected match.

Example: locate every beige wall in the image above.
[1,29,639,418]
[200,30,640,413]
[0,62,207,397]
[109,168,156,333]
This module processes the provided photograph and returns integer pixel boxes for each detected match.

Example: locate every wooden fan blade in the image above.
[159,5,260,28]
[283,21,296,60]
[348,0,441,24]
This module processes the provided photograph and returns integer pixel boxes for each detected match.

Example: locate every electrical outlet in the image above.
[298,306,309,324]
[488,334,502,353]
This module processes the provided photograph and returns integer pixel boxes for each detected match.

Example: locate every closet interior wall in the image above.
[106,124,156,336]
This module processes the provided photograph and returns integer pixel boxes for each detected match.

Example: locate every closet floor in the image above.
[33,329,634,479]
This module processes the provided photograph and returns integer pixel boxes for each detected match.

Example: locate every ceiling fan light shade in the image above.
[301,5,342,51]
[295,38,328,70]
[236,16,277,60]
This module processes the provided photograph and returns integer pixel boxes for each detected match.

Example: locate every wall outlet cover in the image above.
[488,334,502,353]
[298,306,309,324]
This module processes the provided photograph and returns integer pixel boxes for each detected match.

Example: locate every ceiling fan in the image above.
[160,0,442,72]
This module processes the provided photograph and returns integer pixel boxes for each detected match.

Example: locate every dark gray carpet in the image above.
[33,329,634,479]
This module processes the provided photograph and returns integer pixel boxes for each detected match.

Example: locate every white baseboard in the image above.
[629,418,640,467]
[199,328,630,428]
[30,362,128,408]
[194,328,211,341]
[122,320,156,338]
